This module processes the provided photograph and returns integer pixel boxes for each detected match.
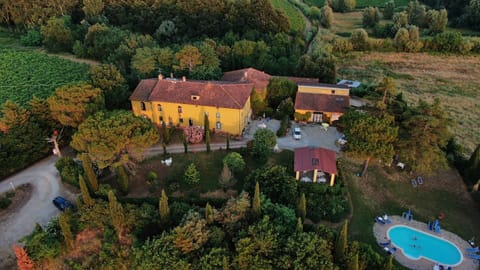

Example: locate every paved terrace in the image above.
[373,215,479,270]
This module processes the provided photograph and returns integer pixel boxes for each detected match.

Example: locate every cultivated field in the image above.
[338,52,480,154]
[0,49,89,105]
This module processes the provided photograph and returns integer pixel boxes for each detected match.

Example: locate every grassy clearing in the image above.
[338,52,480,155]
[305,0,409,8]
[271,0,306,33]
[340,157,480,248]
[331,11,363,36]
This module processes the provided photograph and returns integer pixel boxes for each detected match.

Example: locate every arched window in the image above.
[157,104,162,112]
[140,102,146,111]
[216,112,221,118]
[216,121,221,130]
[178,106,183,113]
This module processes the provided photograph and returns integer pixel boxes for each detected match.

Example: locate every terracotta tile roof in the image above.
[297,82,350,89]
[280,76,319,84]
[130,79,157,101]
[294,147,337,174]
[221,68,272,90]
[130,78,254,109]
[295,93,350,113]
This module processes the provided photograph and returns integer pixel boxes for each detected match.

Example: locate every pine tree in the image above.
[59,213,73,249]
[335,219,348,263]
[348,253,359,270]
[252,181,261,217]
[159,189,170,223]
[80,153,98,191]
[297,193,307,221]
[226,134,230,150]
[184,163,200,185]
[13,244,34,270]
[205,202,214,224]
[206,129,211,153]
[296,217,303,233]
[79,174,93,206]
[108,190,125,240]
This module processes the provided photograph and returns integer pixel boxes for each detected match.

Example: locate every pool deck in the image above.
[373,215,479,270]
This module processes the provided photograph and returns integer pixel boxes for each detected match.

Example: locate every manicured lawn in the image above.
[270,0,306,33]
[131,149,294,196]
[340,157,480,248]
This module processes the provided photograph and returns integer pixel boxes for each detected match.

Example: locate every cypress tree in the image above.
[335,219,348,263]
[159,189,170,223]
[59,213,73,249]
[206,129,211,153]
[204,113,210,137]
[222,256,229,270]
[384,255,393,270]
[297,193,307,221]
[108,190,125,240]
[226,134,230,150]
[116,165,129,194]
[252,181,261,217]
[161,121,170,144]
[79,174,93,206]
[80,153,98,191]
[467,144,480,183]
[296,217,303,233]
[205,202,214,224]
[182,133,188,153]
[348,253,359,270]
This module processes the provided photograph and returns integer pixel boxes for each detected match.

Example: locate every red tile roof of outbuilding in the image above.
[294,147,337,174]
[294,93,350,113]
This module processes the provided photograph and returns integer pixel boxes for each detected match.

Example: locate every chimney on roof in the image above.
[158,74,163,80]
[244,71,248,79]
[170,72,174,78]
[182,76,186,82]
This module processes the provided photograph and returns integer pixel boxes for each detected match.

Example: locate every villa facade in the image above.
[130,75,253,136]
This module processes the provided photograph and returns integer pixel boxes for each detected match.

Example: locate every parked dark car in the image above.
[52,196,74,211]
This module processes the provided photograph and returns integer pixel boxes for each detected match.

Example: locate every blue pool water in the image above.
[387,225,463,266]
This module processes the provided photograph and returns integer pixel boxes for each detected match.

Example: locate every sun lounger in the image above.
[411,179,418,187]
[375,216,386,224]
[417,176,424,185]
[466,247,480,252]
[466,253,480,260]
[379,240,391,247]
[385,247,397,255]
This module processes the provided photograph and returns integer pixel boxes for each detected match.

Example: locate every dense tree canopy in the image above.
[48,83,104,128]
[339,110,398,175]
[71,110,159,170]
[397,99,452,174]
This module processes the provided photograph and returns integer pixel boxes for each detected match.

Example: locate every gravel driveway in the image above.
[0,155,76,269]
[244,119,342,153]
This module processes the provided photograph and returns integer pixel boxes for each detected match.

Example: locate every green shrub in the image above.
[20,29,42,46]
[0,196,12,209]
[55,157,82,187]
[276,116,289,137]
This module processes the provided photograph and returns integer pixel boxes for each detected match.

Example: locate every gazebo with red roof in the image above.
[294,147,338,186]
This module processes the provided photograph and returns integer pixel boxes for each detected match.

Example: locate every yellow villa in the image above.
[130,75,253,136]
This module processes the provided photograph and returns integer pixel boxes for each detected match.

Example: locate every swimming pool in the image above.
[387,225,463,266]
